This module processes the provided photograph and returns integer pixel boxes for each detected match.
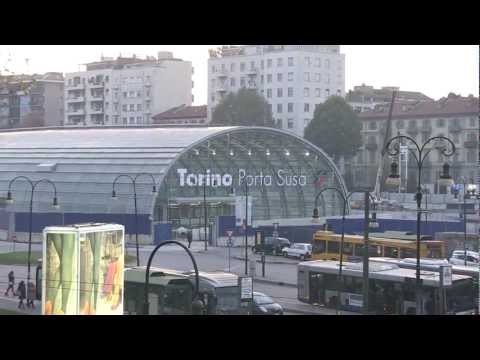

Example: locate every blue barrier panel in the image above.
[14,212,152,235]
[154,223,172,245]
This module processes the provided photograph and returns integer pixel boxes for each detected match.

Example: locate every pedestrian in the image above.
[4,270,16,296]
[27,281,36,309]
[17,281,26,310]
[187,230,193,249]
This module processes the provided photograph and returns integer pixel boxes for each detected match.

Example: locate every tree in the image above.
[304,96,362,162]
[211,88,274,127]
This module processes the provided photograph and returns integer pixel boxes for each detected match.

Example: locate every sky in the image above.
[0,45,478,104]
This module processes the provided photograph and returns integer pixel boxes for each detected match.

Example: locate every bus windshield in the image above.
[215,286,241,313]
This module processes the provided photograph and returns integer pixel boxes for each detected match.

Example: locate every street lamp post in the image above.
[143,240,200,315]
[6,176,59,284]
[312,187,378,314]
[203,171,208,251]
[112,173,157,267]
[244,178,249,276]
[385,135,455,315]
[461,178,468,266]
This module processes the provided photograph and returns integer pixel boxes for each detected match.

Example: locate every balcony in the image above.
[406,125,418,135]
[464,140,478,148]
[67,109,85,115]
[365,143,378,151]
[217,69,228,78]
[90,95,104,102]
[448,123,462,132]
[90,81,105,89]
[420,124,432,133]
[67,96,85,103]
[90,108,104,114]
[246,68,258,76]
[216,83,227,93]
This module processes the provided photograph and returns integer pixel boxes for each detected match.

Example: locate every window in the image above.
[129,117,135,124]
[260,75,264,84]
[467,150,476,162]
[287,119,294,129]
[327,241,339,254]
[122,117,127,124]
[288,72,294,81]
[105,115,109,122]
[304,88,310,97]
[368,121,377,130]
[114,115,119,124]
[315,88,321,97]
[123,92,127,98]
[396,120,404,129]
[315,73,321,82]
[211,78,216,87]
[122,104,127,112]
[129,91,135,98]
[267,74,272,83]
[325,74,330,84]
[268,104,272,113]
[230,78,236,87]
[240,62,245,72]
[313,240,326,254]
[240,78,246,87]
[277,58,283,67]
[267,59,272,68]
[136,91,141,97]
[315,57,321,67]
[325,59,330,68]
[369,151,376,163]
[261,60,264,69]
[305,57,311,67]
[267,89,272,98]
[436,118,445,127]
[276,118,283,128]
[105,102,109,109]
[250,61,255,70]
[137,104,142,111]
[277,104,283,113]
[422,132,429,142]
[277,73,283,82]
[137,116,142,124]
[211,65,216,73]
[114,103,119,111]
[304,72,310,82]
[221,63,226,72]
[230,63,235,72]
[304,103,310,112]
[146,101,150,110]
[452,132,459,143]
[288,57,294,66]
[288,103,293,112]
[277,88,283,97]
[146,89,150,97]
[469,117,477,127]
[288,87,293,97]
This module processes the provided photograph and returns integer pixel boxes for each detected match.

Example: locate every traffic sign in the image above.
[239,277,253,301]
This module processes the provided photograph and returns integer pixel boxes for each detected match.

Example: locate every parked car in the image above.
[449,250,479,267]
[252,292,283,315]
[282,243,312,260]
[253,236,291,256]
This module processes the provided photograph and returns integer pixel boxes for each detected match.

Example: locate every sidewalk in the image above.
[0,295,41,315]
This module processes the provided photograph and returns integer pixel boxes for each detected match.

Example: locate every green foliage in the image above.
[211,88,274,127]
[304,96,362,160]
[0,251,42,265]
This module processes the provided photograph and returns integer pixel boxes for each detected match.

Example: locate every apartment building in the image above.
[152,105,207,125]
[351,93,479,193]
[346,84,433,113]
[0,72,64,128]
[64,52,193,126]
[207,45,345,137]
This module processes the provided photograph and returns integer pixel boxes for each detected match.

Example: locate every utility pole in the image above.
[244,179,249,276]
[363,190,370,315]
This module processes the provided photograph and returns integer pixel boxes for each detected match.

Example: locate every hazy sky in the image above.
[0,45,478,104]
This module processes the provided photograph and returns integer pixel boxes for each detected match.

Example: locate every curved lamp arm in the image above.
[143,240,200,315]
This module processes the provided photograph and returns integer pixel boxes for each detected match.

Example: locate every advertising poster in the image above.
[235,196,252,228]
[44,232,78,315]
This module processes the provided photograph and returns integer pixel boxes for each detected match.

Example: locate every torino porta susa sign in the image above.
[177,168,308,187]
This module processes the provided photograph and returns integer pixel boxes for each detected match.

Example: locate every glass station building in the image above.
[0,126,347,241]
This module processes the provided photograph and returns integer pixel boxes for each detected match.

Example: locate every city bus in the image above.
[312,231,445,261]
[124,267,245,315]
[297,260,476,314]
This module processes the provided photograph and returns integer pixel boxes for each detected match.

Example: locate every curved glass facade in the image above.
[155,128,347,227]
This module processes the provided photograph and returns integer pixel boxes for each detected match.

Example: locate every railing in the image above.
[464,140,478,148]
[448,123,462,132]
[420,124,432,133]
[406,125,418,134]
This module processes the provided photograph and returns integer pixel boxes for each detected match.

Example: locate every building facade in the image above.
[0,73,64,128]
[346,84,432,113]
[207,45,345,137]
[351,93,479,192]
[64,52,193,127]
[152,105,207,125]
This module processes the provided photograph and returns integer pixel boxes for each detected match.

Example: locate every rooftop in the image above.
[346,84,433,103]
[152,105,207,121]
[358,94,478,120]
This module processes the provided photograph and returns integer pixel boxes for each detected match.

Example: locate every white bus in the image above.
[298,260,476,314]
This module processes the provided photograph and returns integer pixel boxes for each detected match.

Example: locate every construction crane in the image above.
[372,90,397,202]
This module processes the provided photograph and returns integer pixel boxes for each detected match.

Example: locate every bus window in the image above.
[215,287,241,314]
[354,244,364,256]
[401,248,416,258]
[343,242,353,255]
[327,241,339,255]
[427,245,442,259]
[369,245,381,257]
[384,246,400,258]
[313,240,326,254]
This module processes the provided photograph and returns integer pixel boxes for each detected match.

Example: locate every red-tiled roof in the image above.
[152,105,207,121]
[358,96,478,120]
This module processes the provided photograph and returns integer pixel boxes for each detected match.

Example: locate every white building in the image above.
[207,45,345,137]
[64,52,193,126]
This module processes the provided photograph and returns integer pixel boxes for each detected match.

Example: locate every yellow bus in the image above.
[312,231,445,261]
